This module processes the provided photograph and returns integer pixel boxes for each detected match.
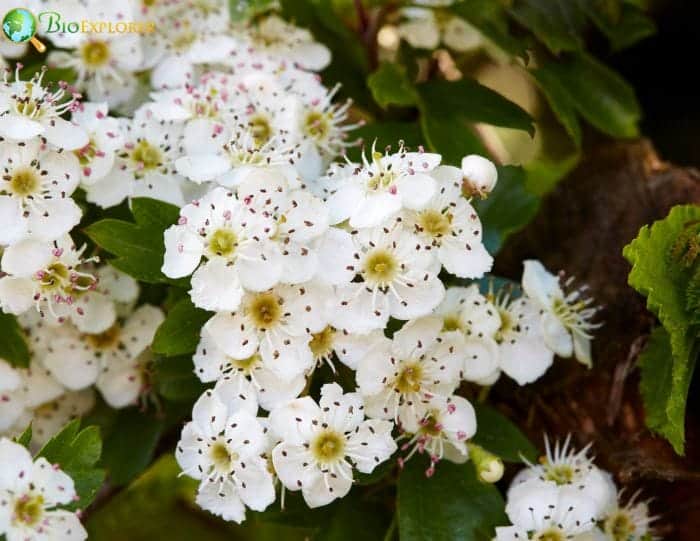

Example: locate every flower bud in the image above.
[467,443,504,483]
[461,154,498,198]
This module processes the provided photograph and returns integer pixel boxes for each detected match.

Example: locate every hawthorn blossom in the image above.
[0,438,87,540]
[71,102,125,185]
[0,138,82,245]
[461,154,498,197]
[0,65,88,150]
[522,260,601,367]
[161,186,280,311]
[577,492,657,541]
[176,380,275,523]
[398,8,484,52]
[270,383,396,508]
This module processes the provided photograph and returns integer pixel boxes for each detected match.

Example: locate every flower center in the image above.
[14,83,43,118]
[85,324,122,350]
[13,494,44,527]
[364,249,398,285]
[38,262,71,291]
[311,430,346,463]
[130,140,163,172]
[419,412,443,437]
[417,209,451,238]
[396,363,423,394]
[309,326,335,359]
[9,167,40,197]
[209,441,237,471]
[304,111,331,141]
[543,463,575,485]
[75,139,98,167]
[494,307,513,344]
[80,40,111,68]
[228,353,260,374]
[532,529,565,541]
[208,228,238,258]
[604,511,636,541]
[248,292,282,329]
[249,114,272,147]
[441,315,463,333]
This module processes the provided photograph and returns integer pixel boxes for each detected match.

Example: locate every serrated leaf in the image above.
[152,297,212,357]
[0,312,30,368]
[85,198,185,286]
[623,204,700,454]
[473,166,540,254]
[154,355,207,402]
[687,265,700,325]
[37,420,105,509]
[398,459,507,541]
[509,0,586,53]
[638,327,675,433]
[101,409,164,486]
[471,403,538,463]
[367,62,418,109]
[537,53,640,138]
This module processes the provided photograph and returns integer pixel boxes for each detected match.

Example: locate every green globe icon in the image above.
[2,8,45,51]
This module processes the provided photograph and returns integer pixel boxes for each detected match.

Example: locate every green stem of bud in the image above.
[468,443,504,483]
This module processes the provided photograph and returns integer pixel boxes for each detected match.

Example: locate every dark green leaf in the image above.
[398,459,507,541]
[368,62,418,109]
[509,0,586,53]
[471,403,538,463]
[229,0,276,21]
[101,408,164,486]
[0,312,30,368]
[451,0,528,58]
[419,114,486,166]
[537,53,640,138]
[85,198,185,286]
[473,166,540,254]
[38,420,105,509]
[152,297,212,357]
[638,327,677,440]
[581,1,655,50]
[346,121,424,162]
[530,67,582,146]
[255,491,333,529]
[154,355,207,402]
[15,424,32,448]
[354,454,396,485]
[314,491,392,540]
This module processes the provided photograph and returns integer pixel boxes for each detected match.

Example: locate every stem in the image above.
[383,513,398,541]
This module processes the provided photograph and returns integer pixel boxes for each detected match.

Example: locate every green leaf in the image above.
[398,459,507,541]
[623,205,700,453]
[37,420,105,509]
[471,403,538,463]
[101,409,164,486]
[154,355,207,402]
[451,0,528,58]
[686,265,700,326]
[473,166,540,254]
[417,79,535,136]
[530,67,582,147]
[152,297,212,357]
[229,0,276,21]
[14,424,32,448]
[509,0,586,53]
[367,63,418,109]
[346,121,424,162]
[638,327,677,439]
[0,312,30,368]
[314,492,391,541]
[419,114,487,166]
[85,198,184,286]
[581,1,655,50]
[537,53,640,138]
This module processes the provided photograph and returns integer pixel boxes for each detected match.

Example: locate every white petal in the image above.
[0,438,33,491]
[330,285,390,334]
[521,260,562,310]
[204,313,259,360]
[162,226,204,278]
[72,292,116,334]
[388,272,445,320]
[121,304,164,358]
[234,456,275,511]
[345,419,397,474]
[190,258,244,312]
[325,183,363,225]
[175,154,230,183]
[192,389,228,439]
[392,316,442,359]
[397,173,436,210]
[0,195,27,245]
[349,192,402,229]
[462,337,500,381]
[439,238,493,280]
[268,396,321,445]
[541,312,574,358]
[43,340,99,391]
[271,442,319,491]
[2,239,53,276]
[0,276,35,314]
[84,167,133,208]
[499,337,554,386]
[43,117,89,150]
[303,467,352,508]
[31,457,76,506]
[195,479,247,523]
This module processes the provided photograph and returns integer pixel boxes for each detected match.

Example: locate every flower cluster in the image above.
[499,437,657,541]
[0,437,86,540]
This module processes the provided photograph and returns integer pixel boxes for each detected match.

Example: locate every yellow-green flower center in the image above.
[417,209,451,238]
[543,462,575,485]
[309,326,335,359]
[13,494,44,527]
[9,167,40,197]
[441,315,463,333]
[80,40,110,68]
[364,250,398,284]
[208,228,238,257]
[248,292,282,329]
[85,324,122,350]
[311,430,345,462]
[532,529,565,541]
[604,511,636,541]
[229,353,260,374]
[130,140,163,172]
[210,441,237,471]
[249,114,272,147]
[396,363,423,394]
[304,111,332,141]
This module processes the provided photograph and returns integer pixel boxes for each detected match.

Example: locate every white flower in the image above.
[355,317,463,427]
[84,106,186,208]
[0,235,99,324]
[402,165,493,279]
[202,282,328,383]
[0,138,82,245]
[329,224,444,333]
[325,144,441,229]
[0,66,88,150]
[522,260,600,367]
[193,327,306,412]
[0,438,87,541]
[161,186,281,311]
[497,479,597,541]
[399,394,477,474]
[71,102,124,184]
[508,436,618,520]
[270,383,396,508]
[23,390,95,448]
[577,491,657,541]
[242,15,331,71]
[461,154,498,197]
[397,8,484,53]
[176,380,275,523]
[94,305,164,408]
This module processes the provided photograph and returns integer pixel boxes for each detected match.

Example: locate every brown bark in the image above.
[494,139,700,540]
